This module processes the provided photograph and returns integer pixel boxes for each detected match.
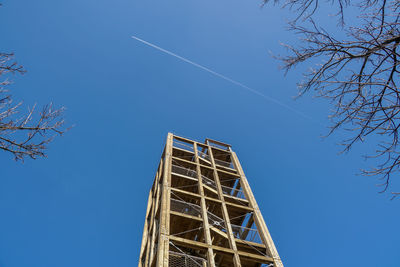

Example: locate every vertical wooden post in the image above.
[231,151,284,267]
[149,158,164,266]
[157,133,173,267]
[206,143,242,267]
[138,190,153,267]
[193,143,216,267]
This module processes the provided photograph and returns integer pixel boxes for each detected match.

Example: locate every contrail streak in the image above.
[131,35,312,120]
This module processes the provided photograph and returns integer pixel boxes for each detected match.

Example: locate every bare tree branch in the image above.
[266,0,400,197]
[0,53,67,161]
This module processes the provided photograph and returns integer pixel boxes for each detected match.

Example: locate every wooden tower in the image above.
[138,133,283,267]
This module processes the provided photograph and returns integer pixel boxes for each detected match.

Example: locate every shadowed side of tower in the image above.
[138,133,283,267]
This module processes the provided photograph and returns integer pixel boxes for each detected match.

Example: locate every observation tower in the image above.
[139,133,283,267]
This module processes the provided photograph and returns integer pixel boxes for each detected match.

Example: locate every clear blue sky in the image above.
[0,0,399,266]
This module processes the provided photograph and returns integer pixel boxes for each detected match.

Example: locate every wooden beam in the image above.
[171,134,197,145]
[210,226,228,239]
[231,151,284,267]
[205,138,232,149]
[171,146,195,155]
[240,213,254,241]
[235,238,266,248]
[171,172,198,183]
[148,158,164,267]
[169,236,273,263]
[170,211,202,222]
[223,194,249,205]
[157,133,173,267]
[194,143,216,267]
[171,187,201,200]
[207,144,242,267]
[138,190,153,267]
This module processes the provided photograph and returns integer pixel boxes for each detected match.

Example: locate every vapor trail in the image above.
[131,35,312,120]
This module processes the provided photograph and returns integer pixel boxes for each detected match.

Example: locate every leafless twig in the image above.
[265,0,400,197]
[0,53,67,160]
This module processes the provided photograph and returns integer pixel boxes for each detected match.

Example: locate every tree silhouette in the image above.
[0,52,66,160]
[266,0,400,197]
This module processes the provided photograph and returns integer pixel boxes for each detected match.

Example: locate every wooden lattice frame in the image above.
[138,133,283,267]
